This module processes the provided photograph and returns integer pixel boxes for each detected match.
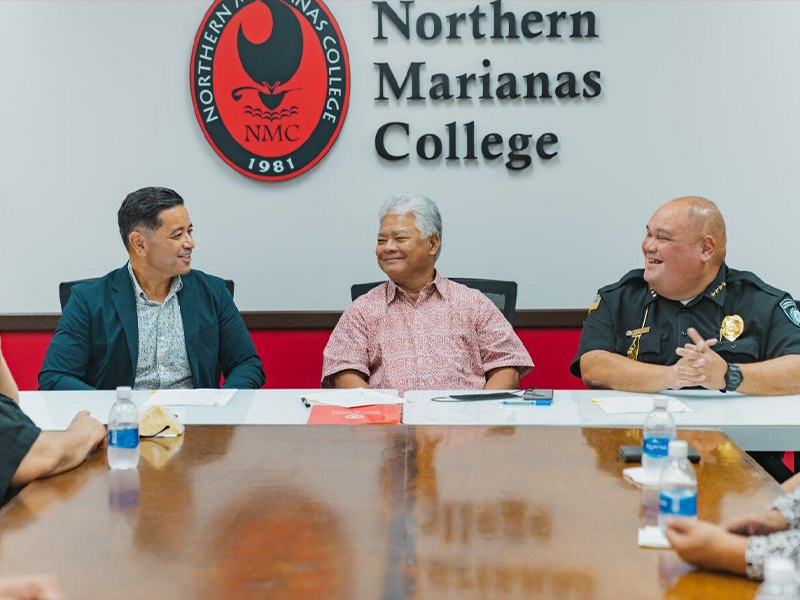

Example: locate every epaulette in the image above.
[597,269,645,294]
[726,268,788,299]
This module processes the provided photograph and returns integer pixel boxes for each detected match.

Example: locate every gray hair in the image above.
[379,193,443,258]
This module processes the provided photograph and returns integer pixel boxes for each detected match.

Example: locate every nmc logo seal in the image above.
[191,0,350,181]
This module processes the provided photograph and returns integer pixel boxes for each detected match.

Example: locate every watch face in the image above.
[726,365,743,391]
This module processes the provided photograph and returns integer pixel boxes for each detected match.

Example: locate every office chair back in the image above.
[59,278,235,310]
[351,278,518,324]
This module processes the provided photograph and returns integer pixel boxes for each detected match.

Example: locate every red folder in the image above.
[307,404,402,425]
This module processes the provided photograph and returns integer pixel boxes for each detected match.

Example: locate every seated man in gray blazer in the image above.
[39,187,265,391]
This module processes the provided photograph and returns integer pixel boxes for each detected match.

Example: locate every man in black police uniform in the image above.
[570,197,800,479]
[0,334,106,507]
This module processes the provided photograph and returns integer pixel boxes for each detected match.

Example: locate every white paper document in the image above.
[142,389,237,408]
[298,389,404,408]
[593,396,693,415]
[407,401,515,425]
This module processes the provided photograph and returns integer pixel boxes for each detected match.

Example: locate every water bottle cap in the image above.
[116,386,132,399]
[765,556,797,583]
[653,396,668,409]
[668,440,688,458]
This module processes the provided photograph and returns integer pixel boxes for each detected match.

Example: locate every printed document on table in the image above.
[593,396,693,414]
[298,389,404,408]
[142,389,237,408]
[407,400,515,425]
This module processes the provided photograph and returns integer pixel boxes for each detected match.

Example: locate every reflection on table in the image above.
[0,426,777,599]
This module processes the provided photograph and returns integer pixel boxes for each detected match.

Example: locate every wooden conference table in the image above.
[0,389,793,599]
[0,426,775,600]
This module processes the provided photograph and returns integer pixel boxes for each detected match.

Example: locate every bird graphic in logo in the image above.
[231,0,303,117]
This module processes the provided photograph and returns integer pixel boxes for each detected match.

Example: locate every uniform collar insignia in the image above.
[703,264,728,307]
[710,282,726,298]
[644,285,659,305]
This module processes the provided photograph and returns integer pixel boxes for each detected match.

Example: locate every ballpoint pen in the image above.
[500,398,552,406]
[301,397,311,408]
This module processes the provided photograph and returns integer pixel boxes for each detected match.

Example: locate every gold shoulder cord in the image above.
[626,306,650,361]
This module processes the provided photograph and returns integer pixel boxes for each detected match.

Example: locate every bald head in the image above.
[663,196,727,259]
[642,196,728,300]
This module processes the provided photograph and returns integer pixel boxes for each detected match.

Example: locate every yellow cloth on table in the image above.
[139,405,185,438]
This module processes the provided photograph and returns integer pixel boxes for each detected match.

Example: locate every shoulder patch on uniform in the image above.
[588,294,601,312]
[780,298,800,327]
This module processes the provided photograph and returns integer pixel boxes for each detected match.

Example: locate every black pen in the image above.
[301,397,311,408]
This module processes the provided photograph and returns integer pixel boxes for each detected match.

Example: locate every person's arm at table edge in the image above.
[580,350,677,393]
[782,472,800,494]
[9,411,105,487]
[737,356,800,396]
[0,337,19,402]
[38,292,97,391]
[474,296,530,391]
[484,367,520,390]
[331,370,369,389]
[217,286,266,389]
[321,300,371,389]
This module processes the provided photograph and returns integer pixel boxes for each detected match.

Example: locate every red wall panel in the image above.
[3,332,52,393]
[1,328,585,392]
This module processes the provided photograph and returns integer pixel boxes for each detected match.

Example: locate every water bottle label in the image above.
[644,437,670,458]
[109,428,139,449]
[659,491,697,517]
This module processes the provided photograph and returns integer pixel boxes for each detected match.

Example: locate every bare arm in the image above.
[738,356,800,396]
[484,367,520,390]
[783,472,800,494]
[10,411,105,487]
[0,334,19,403]
[330,370,370,389]
[579,350,703,392]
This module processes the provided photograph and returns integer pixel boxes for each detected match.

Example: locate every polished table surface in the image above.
[20,388,800,451]
[403,389,800,451]
[0,426,778,599]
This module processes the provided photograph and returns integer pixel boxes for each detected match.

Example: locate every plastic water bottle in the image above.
[643,396,676,477]
[108,386,139,470]
[658,440,697,533]
[755,557,800,600]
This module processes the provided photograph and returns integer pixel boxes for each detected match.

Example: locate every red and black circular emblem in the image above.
[190,0,350,181]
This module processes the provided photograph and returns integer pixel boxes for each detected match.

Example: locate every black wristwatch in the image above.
[724,363,743,392]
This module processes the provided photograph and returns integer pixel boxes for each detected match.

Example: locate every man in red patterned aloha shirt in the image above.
[322,193,533,394]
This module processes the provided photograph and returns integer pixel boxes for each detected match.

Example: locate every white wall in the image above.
[1,0,798,313]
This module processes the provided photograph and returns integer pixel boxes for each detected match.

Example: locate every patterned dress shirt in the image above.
[322,272,533,393]
[746,486,800,579]
[128,263,194,390]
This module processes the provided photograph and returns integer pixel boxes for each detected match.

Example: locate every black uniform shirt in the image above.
[0,394,40,505]
[570,263,800,378]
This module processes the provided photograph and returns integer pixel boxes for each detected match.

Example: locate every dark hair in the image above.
[118,187,185,248]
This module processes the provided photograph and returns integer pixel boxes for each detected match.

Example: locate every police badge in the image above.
[719,315,744,342]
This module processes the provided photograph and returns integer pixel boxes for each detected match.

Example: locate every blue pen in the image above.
[500,399,552,406]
